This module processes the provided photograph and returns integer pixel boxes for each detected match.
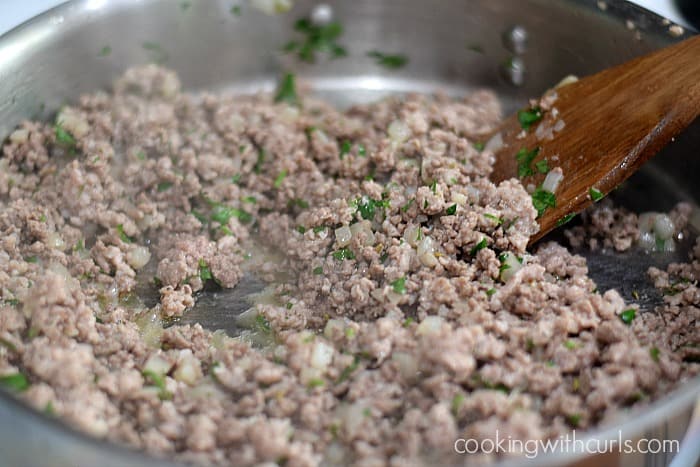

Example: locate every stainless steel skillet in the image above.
[0,1,698,466]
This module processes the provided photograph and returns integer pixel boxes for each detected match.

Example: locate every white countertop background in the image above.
[0,0,691,36]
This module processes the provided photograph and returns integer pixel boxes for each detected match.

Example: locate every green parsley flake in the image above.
[589,187,604,202]
[390,277,407,294]
[242,196,257,204]
[157,181,173,192]
[198,259,213,282]
[312,225,325,233]
[336,357,360,384]
[620,308,636,325]
[517,106,543,131]
[650,347,660,362]
[356,196,389,221]
[25,256,38,263]
[340,140,352,158]
[332,248,355,261]
[142,41,169,64]
[564,340,577,350]
[0,372,30,392]
[230,5,241,15]
[484,213,503,225]
[142,370,172,400]
[357,144,367,157]
[429,180,438,194]
[274,169,288,188]
[401,198,414,212]
[313,266,323,275]
[307,378,325,388]
[535,158,549,174]
[486,288,496,297]
[366,50,409,69]
[531,187,556,217]
[54,124,76,148]
[296,225,306,234]
[516,147,540,178]
[284,18,347,63]
[566,414,582,427]
[556,213,576,227]
[473,141,485,151]
[210,203,253,225]
[254,149,266,174]
[274,73,298,106]
[470,238,488,256]
[98,45,111,57]
[451,393,466,415]
[255,314,272,333]
[445,204,457,215]
[116,224,134,243]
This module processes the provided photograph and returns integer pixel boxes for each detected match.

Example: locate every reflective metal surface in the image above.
[0,1,697,466]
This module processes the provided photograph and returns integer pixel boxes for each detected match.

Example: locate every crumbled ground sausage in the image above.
[0,66,697,466]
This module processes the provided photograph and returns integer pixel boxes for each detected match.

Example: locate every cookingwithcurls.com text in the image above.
[454,431,679,459]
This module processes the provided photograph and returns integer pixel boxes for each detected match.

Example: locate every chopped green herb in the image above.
[142,370,172,400]
[401,198,414,212]
[483,213,503,225]
[25,256,38,263]
[572,377,580,392]
[340,140,352,158]
[516,146,540,178]
[517,106,543,131]
[589,187,604,202]
[531,187,556,217]
[564,340,577,350]
[116,224,134,243]
[390,277,407,294]
[274,169,288,188]
[473,141,485,151]
[98,45,111,57]
[210,204,253,224]
[556,213,576,227]
[286,302,293,309]
[451,393,466,415]
[366,50,409,69]
[470,238,488,256]
[142,41,169,64]
[566,414,582,427]
[355,196,389,221]
[242,196,257,204]
[289,198,310,209]
[157,181,173,192]
[191,210,207,224]
[423,199,428,209]
[54,124,76,148]
[254,149,266,174]
[313,266,324,275]
[255,314,272,333]
[274,73,298,106]
[344,327,356,339]
[284,18,347,63]
[312,225,325,233]
[486,288,496,297]
[332,248,355,261]
[44,401,55,416]
[198,259,213,282]
[135,150,146,160]
[650,347,660,362]
[379,252,389,263]
[535,158,549,174]
[0,372,29,392]
[429,180,438,194]
[296,225,306,234]
[445,204,457,215]
[230,5,241,15]
[620,308,636,325]
[357,144,367,157]
[231,174,242,185]
[466,43,484,53]
[402,317,414,327]
[307,378,325,388]
[73,239,85,252]
[336,356,360,384]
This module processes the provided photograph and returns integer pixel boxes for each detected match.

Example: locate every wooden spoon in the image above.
[489,34,700,244]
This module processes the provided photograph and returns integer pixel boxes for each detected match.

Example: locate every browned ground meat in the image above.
[0,65,697,466]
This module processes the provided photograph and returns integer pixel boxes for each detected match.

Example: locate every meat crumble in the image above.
[0,65,697,466]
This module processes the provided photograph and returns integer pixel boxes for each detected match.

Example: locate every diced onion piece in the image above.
[556,75,579,88]
[299,366,323,386]
[417,236,438,268]
[403,225,422,247]
[324,319,345,340]
[653,214,675,240]
[500,252,522,282]
[392,351,419,381]
[136,308,164,348]
[56,109,89,138]
[349,220,375,246]
[173,350,202,386]
[126,246,151,270]
[542,168,563,193]
[638,212,656,234]
[338,403,367,439]
[47,232,65,251]
[451,192,468,206]
[638,231,656,251]
[9,129,29,144]
[416,316,444,336]
[143,354,172,376]
[485,132,503,153]
[388,120,411,146]
[311,341,334,371]
[335,225,352,247]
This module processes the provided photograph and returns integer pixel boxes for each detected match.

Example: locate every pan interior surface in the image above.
[0,1,697,467]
